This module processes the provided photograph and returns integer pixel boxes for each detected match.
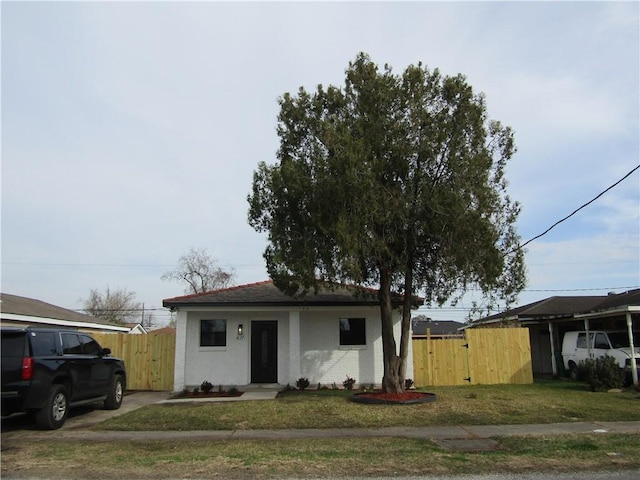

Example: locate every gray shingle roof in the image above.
[0,293,116,326]
[163,280,420,309]
[476,288,640,323]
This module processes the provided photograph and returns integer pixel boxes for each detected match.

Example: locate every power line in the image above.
[512,164,640,254]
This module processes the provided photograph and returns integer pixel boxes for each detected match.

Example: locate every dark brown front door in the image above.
[251,321,278,383]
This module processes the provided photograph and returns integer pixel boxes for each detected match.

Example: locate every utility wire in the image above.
[511,164,640,254]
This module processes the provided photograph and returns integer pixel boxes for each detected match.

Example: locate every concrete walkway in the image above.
[7,421,640,444]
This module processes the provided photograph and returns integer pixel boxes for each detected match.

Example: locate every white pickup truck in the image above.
[561,330,640,381]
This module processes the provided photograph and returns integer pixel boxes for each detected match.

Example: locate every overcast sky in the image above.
[2,1,639,325]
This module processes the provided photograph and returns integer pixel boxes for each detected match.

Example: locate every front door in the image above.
[251,321,278,383]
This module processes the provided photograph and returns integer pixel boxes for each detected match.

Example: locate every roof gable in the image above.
[163,280,420,309]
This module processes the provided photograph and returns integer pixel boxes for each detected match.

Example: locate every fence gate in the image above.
[92,333,175,391]
[412,328,533,387]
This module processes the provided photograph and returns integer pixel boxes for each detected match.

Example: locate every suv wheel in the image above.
[104,374,124,410]
[35,384,69,430]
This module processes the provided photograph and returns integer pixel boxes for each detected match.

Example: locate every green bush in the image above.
[343,375,356,390]
[578,355,625,392]
[296,377,310,390]
[200,381,214,393]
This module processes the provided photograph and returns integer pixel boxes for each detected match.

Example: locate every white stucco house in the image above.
[163,281,419,392]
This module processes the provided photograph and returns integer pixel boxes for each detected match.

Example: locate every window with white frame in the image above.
[339,318,366,346]
[200,319,227,347]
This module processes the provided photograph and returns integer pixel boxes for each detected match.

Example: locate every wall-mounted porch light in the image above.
[237,324,244,336]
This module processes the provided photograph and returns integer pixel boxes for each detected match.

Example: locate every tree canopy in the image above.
[162,247,235,294]
[248,53,526,392]
[82,287,141,325]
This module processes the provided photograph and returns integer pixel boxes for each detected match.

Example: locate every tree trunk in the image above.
[398,264,414,387]
[379,267,403,394]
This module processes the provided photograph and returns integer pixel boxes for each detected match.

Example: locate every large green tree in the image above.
[248,53,526,393]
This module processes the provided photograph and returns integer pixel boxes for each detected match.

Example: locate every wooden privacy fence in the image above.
[412,328,533,387]
[93,333,175,391]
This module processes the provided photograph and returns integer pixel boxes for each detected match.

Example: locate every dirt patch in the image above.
[434,438,501,452]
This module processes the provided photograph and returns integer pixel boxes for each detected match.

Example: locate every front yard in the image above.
[99,379,640,431]
[2,379,639,479]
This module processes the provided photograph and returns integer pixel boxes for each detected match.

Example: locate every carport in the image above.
[470,289,640,382]
[575,301,639,385]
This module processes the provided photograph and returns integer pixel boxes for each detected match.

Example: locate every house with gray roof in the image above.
[1,293,130,333]
[163,280,420,392]
[470,289,639,379]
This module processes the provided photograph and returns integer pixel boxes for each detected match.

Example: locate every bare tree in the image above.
[161,247,235,294]
[82,287,142,325]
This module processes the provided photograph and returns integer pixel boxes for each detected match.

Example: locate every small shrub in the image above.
[218,384,224,393]
[579,356,625,392]
[404,378,414,390]
[192,387,199,394]
[228,387,239,395]
[200,381,214,394]
[296,377,310,391]
[343,375,356,390]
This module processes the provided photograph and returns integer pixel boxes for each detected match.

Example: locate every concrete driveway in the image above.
[1,391,169,434]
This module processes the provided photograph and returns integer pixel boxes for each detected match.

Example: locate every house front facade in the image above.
[163,281,417,391]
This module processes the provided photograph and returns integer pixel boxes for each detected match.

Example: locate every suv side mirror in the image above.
[101,347,112,356]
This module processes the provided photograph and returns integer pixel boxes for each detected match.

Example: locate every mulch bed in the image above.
[350,391,436,405]
[169,391,243,400]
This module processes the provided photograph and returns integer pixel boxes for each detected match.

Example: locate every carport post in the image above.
[626,312,638,385]
[548,322,557,376]
[584,318,591,359]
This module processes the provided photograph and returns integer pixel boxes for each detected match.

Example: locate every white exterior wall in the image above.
[172,305,413,391]
[300,307,380,385]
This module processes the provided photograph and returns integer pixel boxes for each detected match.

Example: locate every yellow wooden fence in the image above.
[93,333,175,391]
[412,328,533,387]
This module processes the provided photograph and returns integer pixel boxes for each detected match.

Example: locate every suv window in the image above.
[80,334,102,355]
[30,331,57,356]
[61,333,83,354]
[1,332,26,358]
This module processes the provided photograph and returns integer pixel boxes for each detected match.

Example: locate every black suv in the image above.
[1,327,127,429]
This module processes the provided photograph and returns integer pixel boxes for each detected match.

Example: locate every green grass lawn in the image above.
[3,380,639,479]
[3,434,639,479]
[99,379,640,431]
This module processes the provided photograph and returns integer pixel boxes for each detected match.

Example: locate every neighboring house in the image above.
[470,289,640,377]
[0,293,130,333]
[163,280,420,392]
[147,326,176,335]
[411,317,463,339]
[124,323,148,334]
